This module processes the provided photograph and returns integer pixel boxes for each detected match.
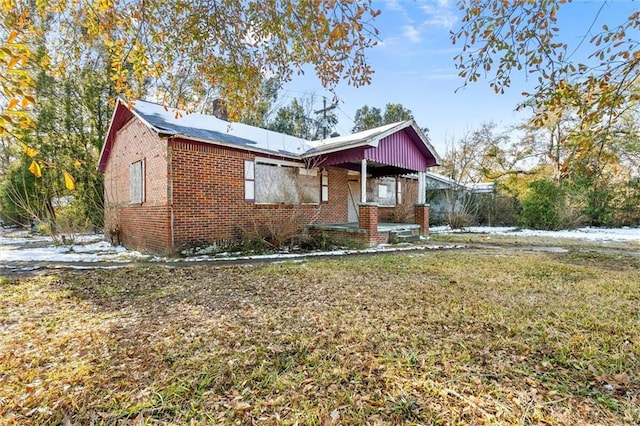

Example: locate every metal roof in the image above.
[130,99,313,157]
[98,99,442,173]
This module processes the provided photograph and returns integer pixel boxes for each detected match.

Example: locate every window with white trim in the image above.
[321,170,329,202]
[130,160,145,204]
[244,160,255,202]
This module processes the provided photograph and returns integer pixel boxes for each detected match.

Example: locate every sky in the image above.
[280,0,639,155]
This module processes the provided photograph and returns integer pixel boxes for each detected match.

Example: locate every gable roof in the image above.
[98,99,441,173]
[98,99,312,172]
[305,120,442,167]
[305,121,402,154]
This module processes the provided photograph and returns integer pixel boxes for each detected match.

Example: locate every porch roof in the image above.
[304,120,441,175]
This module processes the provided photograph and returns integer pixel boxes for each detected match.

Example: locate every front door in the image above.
[347,179,361,223]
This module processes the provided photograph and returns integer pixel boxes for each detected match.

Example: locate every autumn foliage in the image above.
[1,0,381,132]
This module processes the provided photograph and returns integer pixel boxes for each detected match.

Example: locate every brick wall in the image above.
[169,138,351,253]
[102,118,172,254]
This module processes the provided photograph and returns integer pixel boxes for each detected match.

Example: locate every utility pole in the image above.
[314,96,337,139]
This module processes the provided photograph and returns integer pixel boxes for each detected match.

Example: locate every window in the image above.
[321,171,329,202]
[378,184,388,198]
[254,159,320,204]
[367,177,396,206]
[130,160,145,204]
[244,160,255,202]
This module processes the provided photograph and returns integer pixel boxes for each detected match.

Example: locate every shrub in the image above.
[447,211,473,229]
[612,179,640,226]
[518,180,566,230]
[0,158,43,226]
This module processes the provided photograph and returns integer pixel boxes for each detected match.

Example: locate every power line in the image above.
[313,97,338,139]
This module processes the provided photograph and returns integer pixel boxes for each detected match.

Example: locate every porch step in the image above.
[389,229,420,243]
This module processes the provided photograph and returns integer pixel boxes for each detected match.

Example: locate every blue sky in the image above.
[281,0,638,154]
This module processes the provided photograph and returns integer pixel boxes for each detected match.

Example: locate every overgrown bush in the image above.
[50,200,95,244]
[471,193,519,226]
[518,179,584,230]
[489,194,520,226]
[0,158,42,226]
[568,176,616,227]
[447,211,473,229]
[518,180,561,229]
[390,201,414,223]
[0,157,103,236]
[241,207,311,251]
[612,179,640,226]
[444,191,478,229]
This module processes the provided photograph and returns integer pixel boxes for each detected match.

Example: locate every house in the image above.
[97,99,442,254]
[424,172,496,225]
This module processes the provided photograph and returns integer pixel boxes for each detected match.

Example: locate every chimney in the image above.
[212,99,228,120]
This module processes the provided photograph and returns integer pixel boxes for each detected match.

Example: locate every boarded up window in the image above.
[367,177,396,206]
[255,161,320,204]
[130,160,145,204]
[244,160,255,202]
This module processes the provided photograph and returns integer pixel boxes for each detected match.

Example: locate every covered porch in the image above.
[305,120,441,246]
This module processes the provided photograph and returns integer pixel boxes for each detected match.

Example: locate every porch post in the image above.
[360,159,367,203]
[417,171,426,204]
[359,203,379,246]
[414,203,430,236]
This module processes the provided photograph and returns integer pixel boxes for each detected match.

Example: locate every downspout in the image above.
[168,137,175,252]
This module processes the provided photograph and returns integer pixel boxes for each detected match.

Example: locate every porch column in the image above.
[417,171,426,204]
[414,203,430,236]
[359,203,379,246]
[360,159,367,203]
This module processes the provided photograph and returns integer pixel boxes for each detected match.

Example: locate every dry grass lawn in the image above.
[1,248,639,425]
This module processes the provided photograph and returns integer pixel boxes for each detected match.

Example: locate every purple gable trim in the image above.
[316,128,437,172]
[320,146,367,167]
[365,131,435,171]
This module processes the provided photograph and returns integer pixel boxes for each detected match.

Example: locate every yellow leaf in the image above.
[28,160,42,177]
[7,56,19,69]
[74,160,82,166]
[21,142,37,158]
[7,98,19,110]
[63,170,75,190]
[7,30,18,43]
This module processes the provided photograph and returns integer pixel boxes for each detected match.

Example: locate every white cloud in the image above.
[419,1,459,29]
[422,71,459,80]
[384,0,404,11]
[402,25,422,43]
